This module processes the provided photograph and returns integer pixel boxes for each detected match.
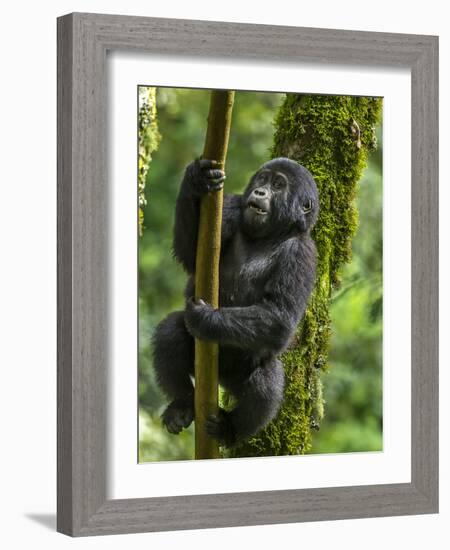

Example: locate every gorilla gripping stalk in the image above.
[194,90,235,459]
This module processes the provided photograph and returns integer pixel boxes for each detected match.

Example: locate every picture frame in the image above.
[57,12,438,536]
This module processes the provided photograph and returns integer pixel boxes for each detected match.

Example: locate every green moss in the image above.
[138,87,161,236]
[229,94,382,457]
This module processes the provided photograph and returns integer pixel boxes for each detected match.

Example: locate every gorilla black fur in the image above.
[153,157,319,447]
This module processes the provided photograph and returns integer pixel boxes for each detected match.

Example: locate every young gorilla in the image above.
[153,157,319,447]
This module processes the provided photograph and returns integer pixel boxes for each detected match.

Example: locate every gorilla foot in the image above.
[161,398,194,435]
[205,409,236,447]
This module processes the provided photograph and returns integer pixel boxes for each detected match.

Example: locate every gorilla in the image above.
[152,157,319,447]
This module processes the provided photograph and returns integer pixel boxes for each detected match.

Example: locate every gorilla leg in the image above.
[152,311,195,434]
[206,358,285,446]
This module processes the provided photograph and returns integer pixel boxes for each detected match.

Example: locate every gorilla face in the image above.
[242,157,319,238]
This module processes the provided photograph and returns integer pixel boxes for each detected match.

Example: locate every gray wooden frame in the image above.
[57,12,439,537]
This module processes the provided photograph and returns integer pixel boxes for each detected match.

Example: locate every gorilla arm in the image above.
[185,238,316,353]
[173,159,239,274]
[185,299,292,353]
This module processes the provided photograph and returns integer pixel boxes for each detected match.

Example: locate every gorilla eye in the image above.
[256,172,268,184]
[272,176,286,190]
[303,199,313,214]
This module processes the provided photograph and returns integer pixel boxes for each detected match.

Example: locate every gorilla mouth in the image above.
[247,201,269,216]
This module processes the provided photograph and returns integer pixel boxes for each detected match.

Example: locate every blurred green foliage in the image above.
[138,87,382,462]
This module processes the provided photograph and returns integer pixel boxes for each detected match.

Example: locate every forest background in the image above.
[138,87,383,462]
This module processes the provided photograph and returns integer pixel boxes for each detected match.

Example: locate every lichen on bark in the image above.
[228,94,382,458]
[138,87,161,236]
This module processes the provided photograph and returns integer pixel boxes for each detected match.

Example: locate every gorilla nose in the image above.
[253,187,268,198]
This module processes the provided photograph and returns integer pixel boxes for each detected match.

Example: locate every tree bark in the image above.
[138,87,160,236]
[228,94,382,458]
[195,90,235,459]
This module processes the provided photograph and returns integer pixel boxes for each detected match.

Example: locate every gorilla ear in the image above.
[296,199,314,233]
[303,199,313,214]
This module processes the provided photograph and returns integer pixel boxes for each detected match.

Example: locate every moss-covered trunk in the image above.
[138,87,161,236]
[229,94,382,458]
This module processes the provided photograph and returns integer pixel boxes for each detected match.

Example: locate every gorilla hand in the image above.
[184,297,217,341]
[185,158,226,197]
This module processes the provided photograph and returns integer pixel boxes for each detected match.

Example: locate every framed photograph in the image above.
[57,13,438,536]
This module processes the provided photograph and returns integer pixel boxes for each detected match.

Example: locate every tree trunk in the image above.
[228,94,382,458]
[138,87,160,236]
[195,90,235,459]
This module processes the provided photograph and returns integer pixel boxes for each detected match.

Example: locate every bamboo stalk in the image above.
[194,90,235,459]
